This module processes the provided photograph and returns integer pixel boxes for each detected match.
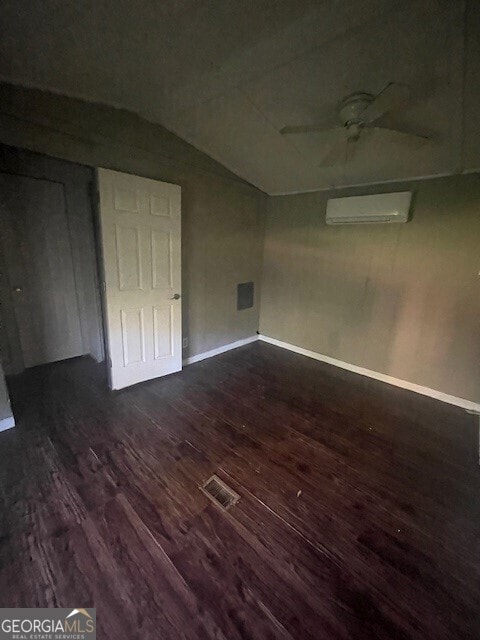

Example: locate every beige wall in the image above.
[260,174,480,403]
[0,83,266,359]
[2,83,477,403]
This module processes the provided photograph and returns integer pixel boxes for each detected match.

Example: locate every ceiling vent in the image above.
[326,191,412,225]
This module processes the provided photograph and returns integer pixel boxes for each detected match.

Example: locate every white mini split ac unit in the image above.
[326,191,412,225]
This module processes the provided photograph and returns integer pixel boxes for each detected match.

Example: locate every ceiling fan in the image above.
[280,83,430,167]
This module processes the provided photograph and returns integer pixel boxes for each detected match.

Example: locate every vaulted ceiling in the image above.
[0,0,479,194]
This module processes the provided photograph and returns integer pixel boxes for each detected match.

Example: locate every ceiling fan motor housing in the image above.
[339,93,373,129]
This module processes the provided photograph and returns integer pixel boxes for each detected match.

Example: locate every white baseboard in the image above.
[183,335,258,366]
[258,334,480,413]
[0,416,15,432]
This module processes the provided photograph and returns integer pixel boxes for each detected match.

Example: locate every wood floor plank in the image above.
[1,342,479,639]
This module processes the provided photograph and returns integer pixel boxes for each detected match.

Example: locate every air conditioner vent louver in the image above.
[326,192,412,225]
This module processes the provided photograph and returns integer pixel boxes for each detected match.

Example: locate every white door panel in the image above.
[98,169,181,390]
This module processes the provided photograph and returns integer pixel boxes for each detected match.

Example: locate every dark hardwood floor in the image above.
[0,342,479,639]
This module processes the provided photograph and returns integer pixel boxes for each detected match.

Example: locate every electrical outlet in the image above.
[182,337,189,349]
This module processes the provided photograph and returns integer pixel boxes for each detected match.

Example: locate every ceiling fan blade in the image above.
[280,124,339,135]
[345,136,357,163]
[371,126,430,148]
[361,83,411,124]
[317,132,349,167]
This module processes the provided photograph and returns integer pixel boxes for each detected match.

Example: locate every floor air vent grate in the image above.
[201,475,240,510]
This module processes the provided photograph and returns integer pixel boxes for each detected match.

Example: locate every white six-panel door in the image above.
[97,169,181,390]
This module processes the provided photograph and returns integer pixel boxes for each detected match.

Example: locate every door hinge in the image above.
[107,356,112,368]
[101,281,106,293]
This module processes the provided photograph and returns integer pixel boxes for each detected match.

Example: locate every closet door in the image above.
[0,173,84,367]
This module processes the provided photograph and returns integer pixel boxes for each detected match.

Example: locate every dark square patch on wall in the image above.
[237,281,254,310]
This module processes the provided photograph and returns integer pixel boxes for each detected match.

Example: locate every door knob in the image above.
[13,287,22,293]
[171,293,181,300]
